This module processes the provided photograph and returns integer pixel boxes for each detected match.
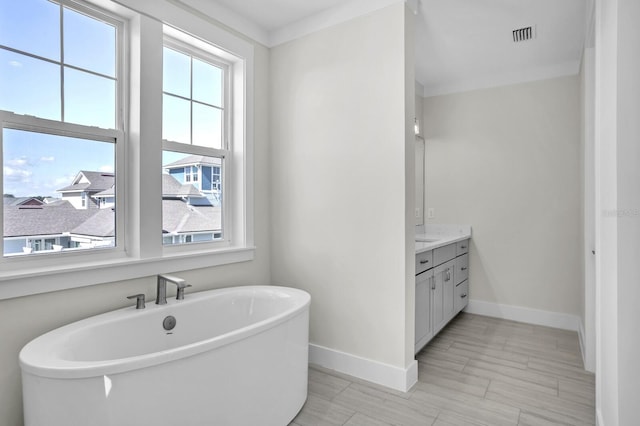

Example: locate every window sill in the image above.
[0,246,255,300]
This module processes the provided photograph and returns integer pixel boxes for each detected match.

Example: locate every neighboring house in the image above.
[92,186,115,209]
[164,155,222,206]
[162,199,221,245]
[3,200,112,254]
[3,196,44,207]
[3,164,221,255]
[161,173,221,244]
[57,171,115,209]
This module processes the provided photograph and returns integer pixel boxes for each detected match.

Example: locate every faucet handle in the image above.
[176,284,192,300]
[127,294,146,309]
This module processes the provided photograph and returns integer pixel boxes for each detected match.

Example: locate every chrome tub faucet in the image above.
[156,274,192,305]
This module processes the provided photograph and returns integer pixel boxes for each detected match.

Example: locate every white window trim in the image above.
[0,0,255,300]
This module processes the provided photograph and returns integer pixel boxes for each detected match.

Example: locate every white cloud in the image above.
[40,156,55,162]
[6,157,30,167]
[98,165,114,173]
[3,166,33,181]
[9,60,22,68]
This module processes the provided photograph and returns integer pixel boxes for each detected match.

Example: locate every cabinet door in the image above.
[415,270,432,353]
[455,280,469,313]
[442,260,455,324]
[416,250,433,275]
[455,253,469,285]
[433,260,455,334]
[455,239,469,256]
[432,264,445,334]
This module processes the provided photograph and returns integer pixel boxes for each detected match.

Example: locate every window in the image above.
[1,0,122,258]
[0,0,118,128]
[162,39,228,246]
[206,166,222,192]
[184,166,198,183]
[0,0,254,299]
[162,43,225,149]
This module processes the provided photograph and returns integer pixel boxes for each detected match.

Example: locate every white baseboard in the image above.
[578,320,587,365]
[464,299,580,331]
[596,409,603,426]
[309,343,417,392]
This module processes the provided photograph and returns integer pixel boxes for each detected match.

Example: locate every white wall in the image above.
[423,76,582,321]
[580,45,596,373]
[0,9,271,426]
[595,0,640,424]
[270,2,416,381]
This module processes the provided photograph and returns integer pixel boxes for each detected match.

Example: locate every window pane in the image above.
[192,58,222,107]
[64,67,115,129]
[193,103,222,149]
[0,0,60,61]
[163,94,190,143]
[0,50,60,120]
[163,47,190,98]
[63,7,116,77]
[3,129,116,257]
[161,151,222,246]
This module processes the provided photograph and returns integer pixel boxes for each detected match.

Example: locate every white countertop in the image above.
[415,224,472,254]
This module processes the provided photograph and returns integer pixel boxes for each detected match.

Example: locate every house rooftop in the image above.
[3,201,102,237]
[57,171,115,193]
[162,199,221,234]
[162,174,204,198]
[163,155,221,169]
[3,196,44,207]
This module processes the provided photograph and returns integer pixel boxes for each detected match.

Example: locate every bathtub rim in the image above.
[19,285,310,379]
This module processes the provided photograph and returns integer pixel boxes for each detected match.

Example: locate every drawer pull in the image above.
[461,293,467,298]
[431,277,435,290]
[460,245,467,249]
[461,267,467,271]
[420,259,429,264]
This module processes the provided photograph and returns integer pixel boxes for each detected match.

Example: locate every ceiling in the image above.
[182,0,589,97]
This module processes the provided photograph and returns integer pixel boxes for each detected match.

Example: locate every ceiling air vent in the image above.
[512,26,535,42]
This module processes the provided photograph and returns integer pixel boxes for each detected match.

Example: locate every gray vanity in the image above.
[415,225,471,354]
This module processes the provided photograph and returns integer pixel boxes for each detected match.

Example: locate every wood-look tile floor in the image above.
[289,313,595,426]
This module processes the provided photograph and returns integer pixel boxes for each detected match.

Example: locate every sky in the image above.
[3,129,114,198]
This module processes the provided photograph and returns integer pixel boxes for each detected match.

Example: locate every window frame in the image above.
[161,35,232,251]
[0,112,127,265]
[162,38,229,150]
[0,0,255,300]
[0,0,124,128]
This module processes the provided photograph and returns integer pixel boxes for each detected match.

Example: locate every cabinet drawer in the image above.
[415,250,433,275]
[455,253,469,285]
[434,243,456,266]
[455,280,469,313]
[456,239,469,256]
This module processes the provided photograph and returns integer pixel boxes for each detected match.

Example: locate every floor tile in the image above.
[290,314,595,426]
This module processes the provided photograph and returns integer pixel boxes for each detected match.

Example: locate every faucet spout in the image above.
[156,274,191,304]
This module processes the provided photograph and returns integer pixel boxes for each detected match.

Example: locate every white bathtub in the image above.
[20,285,310,426]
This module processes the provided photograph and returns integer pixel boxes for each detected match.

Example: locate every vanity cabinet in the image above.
[414,268,432,351]
[415,238,471,354]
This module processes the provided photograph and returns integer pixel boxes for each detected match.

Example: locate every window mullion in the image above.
[59,4,65,123]
[190,56,194,146]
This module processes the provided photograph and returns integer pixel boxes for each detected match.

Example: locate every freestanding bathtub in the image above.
[20,285,310,426]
